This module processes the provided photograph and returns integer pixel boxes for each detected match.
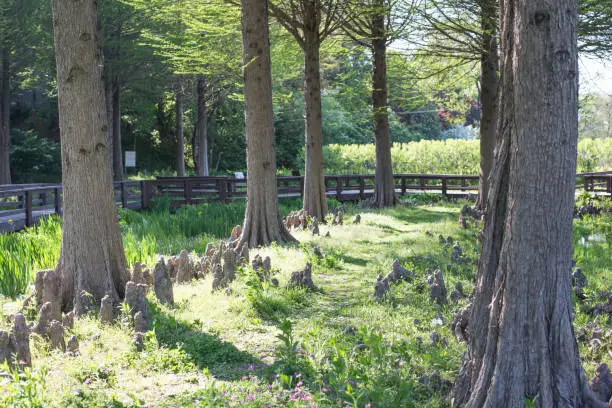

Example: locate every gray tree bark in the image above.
[0,45,10,184]
[104,76,114,171]
[196,75,209,176]
[371,2,396,208]
[452,1,607,407]
[175,78,185,177]
[239,0,296,248]
[51,0,128,315]
[302,1,327,220]
[111,79,123,181]
[475,0,498,211]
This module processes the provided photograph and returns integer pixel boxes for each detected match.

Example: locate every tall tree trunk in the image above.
[0,45,10,185]
[175,79,185,177]
[111,79,123,181]
[452,1,606,407]
[239,0,296,248]
[475,0,499,211]
[302,1,327,220]
[371,3,396,208]
[51,0,128,315]
[104,77,114,171]
[196,75,209,176]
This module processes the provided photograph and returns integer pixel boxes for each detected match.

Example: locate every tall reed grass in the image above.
[0,198,306,298]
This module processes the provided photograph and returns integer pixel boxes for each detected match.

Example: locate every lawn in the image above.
[0,198,610,407]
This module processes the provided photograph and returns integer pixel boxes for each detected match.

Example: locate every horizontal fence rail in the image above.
[1,171,610,233]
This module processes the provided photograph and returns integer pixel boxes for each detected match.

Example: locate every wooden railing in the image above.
[1,172,610,232]
[148,173,481,207]
[0,181,143,231]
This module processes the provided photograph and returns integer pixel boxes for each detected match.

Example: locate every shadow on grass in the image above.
[387,206,457,225]
[340,254,369,267]
[149,303,258,380]
[367,223,404,234]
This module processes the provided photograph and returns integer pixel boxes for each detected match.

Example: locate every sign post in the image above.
[125,151,136,168]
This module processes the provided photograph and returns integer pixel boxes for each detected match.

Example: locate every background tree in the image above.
[239,0,296,247]
[52,0,128,314]
[343,0,417,207]
[452,0,608,406]
[417,0,612,209]
[268,0,345,219]
[0,0,41,184]
[413,0,496,210]
[129,0,242,176]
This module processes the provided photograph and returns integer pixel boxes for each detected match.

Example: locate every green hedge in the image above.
[320,139,612,175]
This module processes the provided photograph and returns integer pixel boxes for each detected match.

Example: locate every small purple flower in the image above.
[247,394,254,401]
[297,381,303,387]
[256,387,263,393]
[84,378,92,385]
[321,387,328,393]
[242,376,249,380]
[348,380,355,386]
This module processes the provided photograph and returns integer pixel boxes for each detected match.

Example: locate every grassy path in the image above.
[1,202,610,407]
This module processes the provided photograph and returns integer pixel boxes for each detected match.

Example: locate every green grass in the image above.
[0,199,610,407]
[0,198,315,298]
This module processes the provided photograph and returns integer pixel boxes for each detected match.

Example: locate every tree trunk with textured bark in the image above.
[51,0,128,315]
[475,0,498,211]
[371,3,396,208]
[0,45,10,184]
[104,77,114,171]
[302,1,327,220]
[196,75,209,176]
[239,0,296,248]
[175,79,185,177]
[452,1,607,407]
[111,79,122,180]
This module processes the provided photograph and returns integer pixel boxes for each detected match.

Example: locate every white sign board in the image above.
[125,151,136,168]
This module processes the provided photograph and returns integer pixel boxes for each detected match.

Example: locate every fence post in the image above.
[54,187,61,215]
[608,175,612,195]
[336,176,342,200]
[25,190,33,227]
[401,176,406,196]
[141,181,152,209]
[226,178,233,202]
[218,178,228,202]
[299,177,305,198]
[441,177,448,198]
[583,175,589,192]
[121,182,127,208]
[184,179,192,205]
[41,192,48,206]
[359,176,365,199]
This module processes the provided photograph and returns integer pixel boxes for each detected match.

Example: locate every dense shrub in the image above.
[10,129,61,183]
[320,139,612,175]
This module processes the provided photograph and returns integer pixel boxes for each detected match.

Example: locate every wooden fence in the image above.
[1,171,610,232]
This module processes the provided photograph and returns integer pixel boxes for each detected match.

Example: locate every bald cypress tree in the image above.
[52,0,128,314]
